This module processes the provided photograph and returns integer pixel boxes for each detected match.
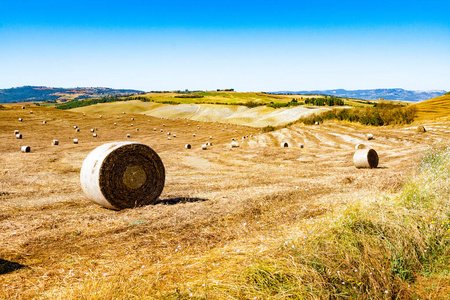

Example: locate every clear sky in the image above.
[0,0,449,92]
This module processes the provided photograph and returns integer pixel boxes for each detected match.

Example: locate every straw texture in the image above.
[353,149,379,169]
[80,142,165,210]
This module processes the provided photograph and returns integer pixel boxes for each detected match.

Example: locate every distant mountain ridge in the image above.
[272,88,447,102]
[0,86,144,103]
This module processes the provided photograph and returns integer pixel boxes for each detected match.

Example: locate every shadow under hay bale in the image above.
[0,259,26,275]
[155,197,208,205]
[80,142,165,210]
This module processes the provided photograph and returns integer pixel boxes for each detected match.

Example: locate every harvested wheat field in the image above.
[1,104,449,299]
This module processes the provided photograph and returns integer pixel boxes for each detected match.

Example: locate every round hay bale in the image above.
[160,129,164,132]
[185,144,191,149]
[232,138,235,141]
[127,134,131,138]
[231,141,239,148]
[300,144,304,148]
[30,111,33,114]
[21,146,30,153]
[117,116,120,119]
[188,124,191,126]
[206,142,212,146]
[173,134,176,138]
[43,121,47,124]
[136,128,139,132]
[355,144,366,150]
[114,123,117,126]
[367,133,374,140]
[193,133,196,137]
[167,132,171,135]
[281,142,289,148]
[83,113,86,116]
[131,118,134,121]
[14,130,19,134]
[73,139,78,144]
[168,137,171,140]
[100,115,102,118]
[123,112,126,114]
[74,125,77,129]
[201,144,207,150]
[90,128,95,132]
[80,142,165,209]
[315,121,319,125]
[76,128,80,132]
[148,120,150,122]
[93,133,98,137]
[131,124,134,127]
[417,126,426,133]
[95,128,98,131]
[153,128,156,131]
[353,149,379,169]
[18,118,23,122]
[163,124,165,127]
[16,134,22,139]
[222,129,224,131]
[22,106,25,109]
[209,136,213,139]
[52,140,59,145]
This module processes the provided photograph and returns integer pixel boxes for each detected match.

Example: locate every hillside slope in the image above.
[71,100,330,127]
[413,93,450,120]
[0,86,143,103]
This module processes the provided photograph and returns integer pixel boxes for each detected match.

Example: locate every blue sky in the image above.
[0,0,449,91]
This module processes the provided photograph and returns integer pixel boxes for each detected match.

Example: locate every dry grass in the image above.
[413,94,450,121]
[1,104,449,299]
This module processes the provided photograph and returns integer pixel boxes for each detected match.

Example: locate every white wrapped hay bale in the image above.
[16,134,22,139]
[185,144,191,149]
[201,144,207,150]
[367,133,374,140]
[193,133,196,137]
[127,134,131,138]
[80,142,165,209]
[52,140,59,145]
[74,125,77,129]
[167,132,171,135]
[73,139,78,144]
[18,118,23,122]
[355,144,366,150]
[173,134,176,138]
[353,149,379,169]
[21,146,30,153]
[43,121,47,124]
[231,141,239,148]
[281,142,289,148]
[93,133,98,137]
[90,129,95,132]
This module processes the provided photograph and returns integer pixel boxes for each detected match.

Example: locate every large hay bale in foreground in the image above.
[353,149,379,169]
[80,142,165,210]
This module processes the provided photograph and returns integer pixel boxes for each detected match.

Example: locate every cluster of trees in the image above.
[56,95,128,110]
[304,96,345,106]
[300,105,417,126]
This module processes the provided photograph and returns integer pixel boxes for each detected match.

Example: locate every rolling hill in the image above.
[273,88,447,102]
[413,92,450,120]
[0,86,144,103]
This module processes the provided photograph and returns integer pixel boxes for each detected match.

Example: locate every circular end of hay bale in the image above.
[281,142,289,148]
[74,125,77,129]
[131,118,134,121]
[22,106,25,109]
[16,134,22,139]
[43,121,47,124]
[80,142,165,210]
[73,139,78,144]
[353,149,379,169]
[300,144,304,148]
[355,144,366,150]
[123,112,126,114]
[76,128,80,132]
[21,146,30,153]
[417,126,426,133]
[185,144,191,149]
[52,140,59,145]
[160,129,164,132]
[367,133,374,140]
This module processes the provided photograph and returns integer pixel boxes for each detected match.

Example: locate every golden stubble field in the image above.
[1,104,449,299]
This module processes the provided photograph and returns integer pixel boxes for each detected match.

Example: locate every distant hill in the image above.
[272,88,447,102]
[0,86,144,103]
[413,93,450,120]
